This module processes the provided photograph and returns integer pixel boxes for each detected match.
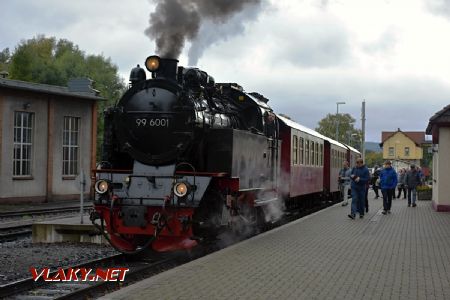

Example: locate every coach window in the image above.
[311,141,315,166]
[331,149,336,168]
[13,111,34,178]
[305,139,310,165]
[319,144,323,166]
[292,135,298,165]
[316,143,320,166]
[299,137,304,165]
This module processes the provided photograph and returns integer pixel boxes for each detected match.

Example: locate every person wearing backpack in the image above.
[380,160,398,214]
[405,164,421,207]
[348,158,370,219]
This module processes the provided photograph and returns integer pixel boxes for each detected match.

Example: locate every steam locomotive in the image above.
[91,55,359,254]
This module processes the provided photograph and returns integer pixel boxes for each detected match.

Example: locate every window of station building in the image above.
[299,137,304,165]
[311,141,315,166]
[389,147,394,157]
[292,135,298,165]
[404,147,410,157]
[305,139,310,165]
[13,111,34,177]
[63,116,80,177]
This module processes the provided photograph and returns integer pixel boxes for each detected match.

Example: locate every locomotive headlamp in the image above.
[95,180,110,194]
[173,182,190,198]
[145,55,160,72]
[124,176,131,186]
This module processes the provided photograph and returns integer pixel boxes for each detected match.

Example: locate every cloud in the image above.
[362,27,398,55]
[261,14,352,68]
[187,2,267,65]
[425,0,450,19]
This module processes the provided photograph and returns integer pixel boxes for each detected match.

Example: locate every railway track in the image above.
[0,206,93,243]
[0,206,92,220]
[0,200,338,299]
[0,224,32,243]
[0,249,205,300]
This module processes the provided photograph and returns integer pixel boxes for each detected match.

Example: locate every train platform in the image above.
[101,195,450,300]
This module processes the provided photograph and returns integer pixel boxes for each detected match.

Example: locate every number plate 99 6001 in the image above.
[135,118,169,127]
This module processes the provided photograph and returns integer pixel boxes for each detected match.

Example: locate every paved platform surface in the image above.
[101,196,450,300]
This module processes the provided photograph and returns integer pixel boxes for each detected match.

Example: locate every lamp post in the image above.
[351,133,359,149]
[336,101,346,141]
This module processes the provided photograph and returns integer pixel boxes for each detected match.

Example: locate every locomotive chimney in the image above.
[155,58,178,81]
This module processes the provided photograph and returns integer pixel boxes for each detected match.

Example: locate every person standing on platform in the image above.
[348,158,370,219]
[405,164,421,207]
[339,160,352,206]
[372,166,381,199]
[365,174,371,213]
[380,160,397,214]
[397,168,407,199]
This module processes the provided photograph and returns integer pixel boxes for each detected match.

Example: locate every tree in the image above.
[8,35,126,159]
[0,48,10,72]
[315,113,362,147]
[365,151,383,168]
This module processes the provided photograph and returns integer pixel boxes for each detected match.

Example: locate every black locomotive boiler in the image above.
[91,56,282,253]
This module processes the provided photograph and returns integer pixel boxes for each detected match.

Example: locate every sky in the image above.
[1,0,450,142]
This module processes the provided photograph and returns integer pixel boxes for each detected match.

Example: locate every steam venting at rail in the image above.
[145,0,264,65]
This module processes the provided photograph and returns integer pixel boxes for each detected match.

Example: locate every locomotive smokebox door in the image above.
[122,206,147,227]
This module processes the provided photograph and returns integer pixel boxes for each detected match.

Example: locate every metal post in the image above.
[80,170,85,224]
[336,101,346,141]
[361,100,366,162]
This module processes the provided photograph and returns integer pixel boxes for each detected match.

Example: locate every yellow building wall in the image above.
[383,132,423,160]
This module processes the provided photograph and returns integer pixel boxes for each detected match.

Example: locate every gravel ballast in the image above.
[0,238,118,285]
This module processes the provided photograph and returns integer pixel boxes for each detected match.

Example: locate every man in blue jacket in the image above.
[380,160,398,214]
[348,158,370,219]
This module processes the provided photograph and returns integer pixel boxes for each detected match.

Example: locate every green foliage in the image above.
[365,151,383,168]
[9,35,125,101]
[0,48,10,72]
[8,35,126,160]
[416,185,432,191]
[315,113,362,147]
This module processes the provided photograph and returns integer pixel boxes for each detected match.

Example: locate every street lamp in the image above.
[336,101,346,141]
[351,133,360,149]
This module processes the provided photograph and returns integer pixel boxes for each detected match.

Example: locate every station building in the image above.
[380,129,429,171]
[0,77,102,203]
[426,104,450,212]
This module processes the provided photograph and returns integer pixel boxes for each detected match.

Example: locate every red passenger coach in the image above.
[277,115,360,205]
[325,139,348,198]
[346,145,361,167]
[278,116,326,203]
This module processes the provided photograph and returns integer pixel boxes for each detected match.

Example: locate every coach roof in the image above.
[277,114,348,149]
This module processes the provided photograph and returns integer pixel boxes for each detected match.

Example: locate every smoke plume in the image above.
[145,0,263,63]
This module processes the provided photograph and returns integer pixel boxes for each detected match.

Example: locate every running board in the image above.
[254,197,279,206]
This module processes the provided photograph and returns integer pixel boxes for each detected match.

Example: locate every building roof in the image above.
[381,129,425,146]
[0,77,104,101]
[425,104,450,143]
[426,104,450,134]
